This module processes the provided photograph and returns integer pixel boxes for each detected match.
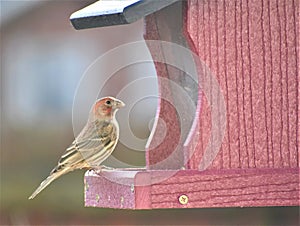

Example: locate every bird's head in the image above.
[92,96,125,119]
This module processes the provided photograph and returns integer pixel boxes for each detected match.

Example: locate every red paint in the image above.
[144,13,182,170]
[85,168,299,209]
[85,0,299,209]
[185,0,299,170]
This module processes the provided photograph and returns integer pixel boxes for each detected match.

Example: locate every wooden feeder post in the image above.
[70,0,299,209]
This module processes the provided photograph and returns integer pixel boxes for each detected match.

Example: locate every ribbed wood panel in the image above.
[186,0,299,169]
[148,169,299,208]
[84,0,299,209]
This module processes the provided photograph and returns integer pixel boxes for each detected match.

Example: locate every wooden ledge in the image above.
[84,168,299,209]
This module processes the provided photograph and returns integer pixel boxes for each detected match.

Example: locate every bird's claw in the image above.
[93,165,115,174]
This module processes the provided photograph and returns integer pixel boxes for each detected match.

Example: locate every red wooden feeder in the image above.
[70,0,299,209]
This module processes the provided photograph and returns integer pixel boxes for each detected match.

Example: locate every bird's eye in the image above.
[105,100,111,105]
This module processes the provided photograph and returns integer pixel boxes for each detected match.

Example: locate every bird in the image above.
[29,96,125,199]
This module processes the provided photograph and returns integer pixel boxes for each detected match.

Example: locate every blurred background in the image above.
[0,1,298,225]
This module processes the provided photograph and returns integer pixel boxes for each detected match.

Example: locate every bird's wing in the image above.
[53,120,117,172]
[29,120,117,199]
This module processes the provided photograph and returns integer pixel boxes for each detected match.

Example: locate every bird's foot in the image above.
[93,165,116,174]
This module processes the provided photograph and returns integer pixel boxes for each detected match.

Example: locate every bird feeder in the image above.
[70,0,299,209]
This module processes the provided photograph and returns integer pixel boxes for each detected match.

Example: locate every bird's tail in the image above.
[28,168,68,199]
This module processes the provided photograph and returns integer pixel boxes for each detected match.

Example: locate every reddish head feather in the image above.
[93,97,113,117]
[92,96,125,118]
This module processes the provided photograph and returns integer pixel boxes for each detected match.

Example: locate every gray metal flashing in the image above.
[70,0,179,30]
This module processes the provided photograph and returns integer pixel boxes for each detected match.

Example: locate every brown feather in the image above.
[29,97,123,199]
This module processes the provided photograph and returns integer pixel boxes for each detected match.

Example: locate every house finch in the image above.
[29,96,125,199]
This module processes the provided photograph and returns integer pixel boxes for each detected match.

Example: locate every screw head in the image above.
[178,194,188,205]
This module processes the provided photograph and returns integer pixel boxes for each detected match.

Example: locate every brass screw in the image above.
[178,194,188,205]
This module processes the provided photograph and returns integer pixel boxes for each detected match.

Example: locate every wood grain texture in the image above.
[144,2,193,170]
[149,168,299,208]
[85,168,299,209]
[135,171,152,209]
[144,13,182,169]
[84,0,299,209]
[84,170,137,209]
[186,0,299,170]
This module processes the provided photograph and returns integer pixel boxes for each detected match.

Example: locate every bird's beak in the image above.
[116,99,125,108]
